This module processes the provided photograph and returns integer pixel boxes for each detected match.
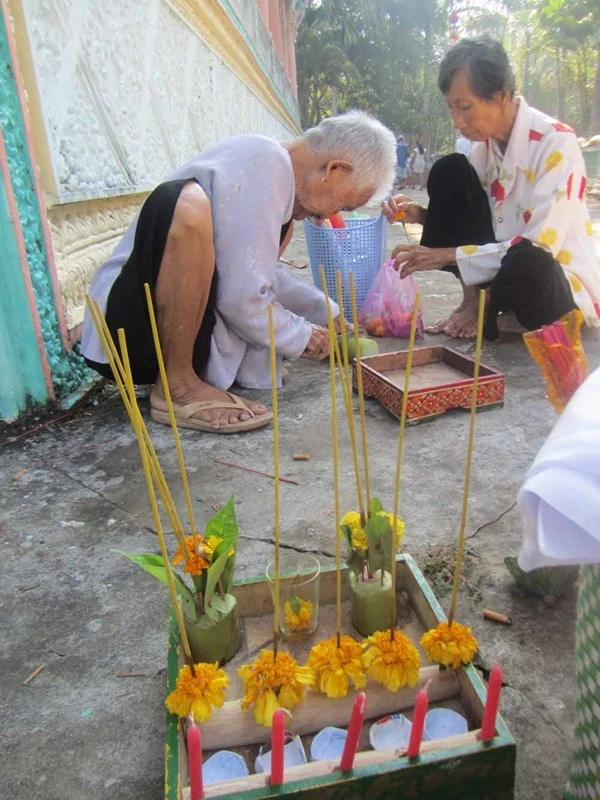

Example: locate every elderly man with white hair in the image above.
[81,111,396,433]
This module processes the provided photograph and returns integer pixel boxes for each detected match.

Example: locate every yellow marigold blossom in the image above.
[341,510,367,551]
[544,151,563,171]
[461,245,478,255]
[569,274,583,293]
[239,649,314,727]
[283,597,313,631]
[173,535,210,576]
[378,512,405,547]
[363,630,420,691]
[556,250,573,266]
[523,168,536,183]
[538,228,558,248]
[342,509,405,552]
[585,220,593,237]
[165,662,229,721]
[308,635,366,699]
[420,621,478,669]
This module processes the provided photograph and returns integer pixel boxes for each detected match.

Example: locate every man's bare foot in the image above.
[150,377,268,430]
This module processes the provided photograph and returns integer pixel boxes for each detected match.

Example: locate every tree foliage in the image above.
[296,0,600,145]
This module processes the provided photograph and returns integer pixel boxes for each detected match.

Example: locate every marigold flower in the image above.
[308,635,366,698]
[239,649,314,727]
[379,512,405,547]
[172,534,226,576]
[363,630,420,691]
[420,621,478,669]
[165,662,229,721]
[283,596,313,631]
[342,509,404,552]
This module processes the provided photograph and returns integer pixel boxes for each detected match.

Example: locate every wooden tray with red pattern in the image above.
[353,346,505,423]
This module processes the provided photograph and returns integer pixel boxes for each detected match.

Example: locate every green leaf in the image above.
[365,514,393,574]
[117,551,194,605]
[204,496,239,608]
[340,524,353,549]
[204,593,231,622]
[345,548,365,578]
[369,497,383,516]
[205,495,238,541]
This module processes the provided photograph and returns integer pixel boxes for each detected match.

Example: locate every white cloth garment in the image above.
[455,98,600,327]
[80,135,338,389]
[455,135,472,158]
[518,367,600,571]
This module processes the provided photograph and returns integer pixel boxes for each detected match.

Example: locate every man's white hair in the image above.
[302,110,397,197]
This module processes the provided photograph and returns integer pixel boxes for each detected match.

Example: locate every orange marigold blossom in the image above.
[420,621,478,669]
[363,630,420,691]
[308,635,366,699]
[238,649,314,727]
[165,662,229,722]
[172,534,224,576]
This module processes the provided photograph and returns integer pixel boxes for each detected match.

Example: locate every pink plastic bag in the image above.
[359,259,424,337]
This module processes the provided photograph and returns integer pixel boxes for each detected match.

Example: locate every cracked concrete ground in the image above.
[1,194,599,800]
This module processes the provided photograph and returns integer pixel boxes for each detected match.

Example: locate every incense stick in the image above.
[144,283,197,542]
[319,267,365,523]
[117,328,194,665]
[268,305,281,658]
[85,297,189,558]
[325,291,342,645]
[448,289,486,626]
[349,273,371,513]
[390,292,420,633]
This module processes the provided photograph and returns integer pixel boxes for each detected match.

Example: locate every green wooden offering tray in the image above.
[164,554,515,799]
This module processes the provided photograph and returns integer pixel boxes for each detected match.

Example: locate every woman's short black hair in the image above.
[438,36,516,100]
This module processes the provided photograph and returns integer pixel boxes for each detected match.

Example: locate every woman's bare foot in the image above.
[425,284,480,338]
[150,377,268,430]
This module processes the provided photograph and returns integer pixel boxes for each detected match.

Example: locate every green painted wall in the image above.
[0,168,48,420]
[0,9,93,422]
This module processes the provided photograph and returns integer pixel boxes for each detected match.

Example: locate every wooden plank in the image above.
[198,665,459,750]
[182,730,483,799]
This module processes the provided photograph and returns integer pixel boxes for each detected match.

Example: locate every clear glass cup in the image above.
[266,553,321,639]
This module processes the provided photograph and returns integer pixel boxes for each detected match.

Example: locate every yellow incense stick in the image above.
[268,305,281,657]
[85,297,190,560]
[335,271,351,380]
[448,289,486,626]
[319,267,365,523]
[325,292,342,644]
[390,291,420,633]
[144,283,198,543]
[349,273,371,513]
[117,328,194,664]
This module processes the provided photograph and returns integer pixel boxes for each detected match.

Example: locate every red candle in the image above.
[406,689,429,758]
[269,708,286,786]
[339,692,367,771]
[478,665,503,741]
[187,721,203,800]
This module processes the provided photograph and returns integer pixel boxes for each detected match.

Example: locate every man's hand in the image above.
[301,324,329,360]
[382,195,426,225]
[391,244,456,278]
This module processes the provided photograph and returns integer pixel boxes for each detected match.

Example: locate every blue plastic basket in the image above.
[303,215,388,319]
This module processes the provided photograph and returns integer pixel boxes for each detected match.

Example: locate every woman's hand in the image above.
[381,195,426,225]
[391,244,456,278]
[301,324,329,360]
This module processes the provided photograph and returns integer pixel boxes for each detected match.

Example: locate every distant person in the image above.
[81,112,396,433]
[395,135,409,187]
[410,142,426,190]
[383,36,600,339]
[455,133,472,157]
